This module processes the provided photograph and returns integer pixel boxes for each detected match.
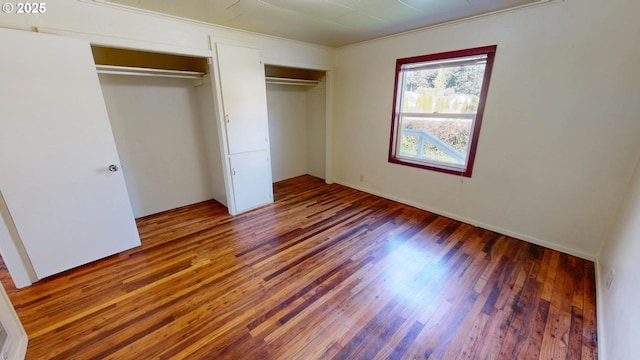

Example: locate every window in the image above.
[388,45,496,177]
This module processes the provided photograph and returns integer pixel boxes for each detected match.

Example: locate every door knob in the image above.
[108,164,119,172]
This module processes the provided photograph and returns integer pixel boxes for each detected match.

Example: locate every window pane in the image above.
[399,116,472,167]
[401,54,488,71]
[402,64,485,114]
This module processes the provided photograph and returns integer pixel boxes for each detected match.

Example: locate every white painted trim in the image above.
[324,71,335,184]
[37,27,214,58]
[334,179,596,261]
[594,258,607,360]
[212,37,334,73]
[209,37,258,52]
[83,0,334,51]
[0,192,37,289]
[207,52,237,215]
[83,0,562,50]
[0,285,27,360]
[339,0,564,49]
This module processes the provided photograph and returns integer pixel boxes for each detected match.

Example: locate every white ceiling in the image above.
[104,0,542,47]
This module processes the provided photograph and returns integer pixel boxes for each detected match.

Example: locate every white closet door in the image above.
[216,43,269,154]
[230,151,273,213]
[0,29,141,279]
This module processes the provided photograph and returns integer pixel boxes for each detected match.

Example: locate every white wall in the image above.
[597,156,640,360]
[333,0,640,258]
[307,83,327,179]
[99,74,212,217]
[267,85,308,182]
[267,82,328,182]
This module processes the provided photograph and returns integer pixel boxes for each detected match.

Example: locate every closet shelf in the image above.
[96,64,205,79]
[265,76,319,87]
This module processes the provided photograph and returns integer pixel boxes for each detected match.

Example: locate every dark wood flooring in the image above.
[0,175,597,359]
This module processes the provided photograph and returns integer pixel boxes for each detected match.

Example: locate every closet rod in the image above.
[96,64,204,79]
[265,76,319,87]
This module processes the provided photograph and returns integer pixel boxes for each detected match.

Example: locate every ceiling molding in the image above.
[82,0,563,48]
[80,0,335,50]
[339,0,564,49]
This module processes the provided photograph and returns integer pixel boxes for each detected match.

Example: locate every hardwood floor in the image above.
[0,175,597,359]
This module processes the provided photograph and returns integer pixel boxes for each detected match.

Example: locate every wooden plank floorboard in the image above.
[0,175,598,359]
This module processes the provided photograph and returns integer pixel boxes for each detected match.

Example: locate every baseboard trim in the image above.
[333,179,596,261]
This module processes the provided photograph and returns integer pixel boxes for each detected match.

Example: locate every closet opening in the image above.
[264,64,328,182]
[92,46,209,73]
[92,46,226,218]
